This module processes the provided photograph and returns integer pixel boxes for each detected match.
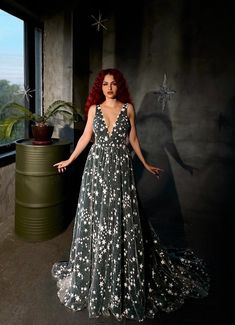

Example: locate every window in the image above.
[0,9,25,145]
[0,8,42,162]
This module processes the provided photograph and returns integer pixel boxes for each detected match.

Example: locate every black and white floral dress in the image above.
[51,103,209,322]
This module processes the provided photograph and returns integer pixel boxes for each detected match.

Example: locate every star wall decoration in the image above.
[17,85,35,102]
[91,11,108,32]
[155,74,176,111]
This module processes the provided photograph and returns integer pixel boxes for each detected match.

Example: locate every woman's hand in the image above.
[53,159,71,173]
[144,162,164,179]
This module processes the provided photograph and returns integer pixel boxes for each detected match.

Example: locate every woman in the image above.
[52,68,209,322]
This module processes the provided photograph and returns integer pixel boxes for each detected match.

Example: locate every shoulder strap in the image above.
[123,103,128,114]
[96,104,100,115]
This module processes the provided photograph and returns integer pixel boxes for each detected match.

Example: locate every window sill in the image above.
[0,142,16,167]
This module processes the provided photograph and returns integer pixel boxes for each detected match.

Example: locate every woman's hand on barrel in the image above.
[53,159,71,173]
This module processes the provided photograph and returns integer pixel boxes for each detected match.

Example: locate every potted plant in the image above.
[0,100,84,145]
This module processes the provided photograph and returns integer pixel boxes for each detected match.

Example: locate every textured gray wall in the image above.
[104,0,235,255]
[43,11,74,141]
[0,163,15,231]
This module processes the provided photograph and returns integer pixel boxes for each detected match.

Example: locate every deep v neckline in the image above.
[99,104,125,138]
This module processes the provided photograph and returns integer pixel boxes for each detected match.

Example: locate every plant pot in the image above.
[31,124,54,145]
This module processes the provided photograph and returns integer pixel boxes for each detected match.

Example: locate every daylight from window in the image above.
[0,9,25,144]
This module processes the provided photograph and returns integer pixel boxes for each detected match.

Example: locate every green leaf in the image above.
[44,100,78,120]
[0,116,24,138]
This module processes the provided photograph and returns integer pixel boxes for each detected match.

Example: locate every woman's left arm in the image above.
[128,104,164,177]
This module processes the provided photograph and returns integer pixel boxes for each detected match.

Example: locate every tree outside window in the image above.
[0,9,25,145]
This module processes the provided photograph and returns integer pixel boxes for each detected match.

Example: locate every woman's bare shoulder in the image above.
[88,105,96,117]
[126,103,135,116]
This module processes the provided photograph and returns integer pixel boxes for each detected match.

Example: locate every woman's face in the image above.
[102,74,118,99]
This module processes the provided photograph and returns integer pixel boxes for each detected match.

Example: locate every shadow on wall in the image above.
[216,95,235,246]
[133,91,195,248]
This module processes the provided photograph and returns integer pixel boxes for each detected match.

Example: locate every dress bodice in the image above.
[93,103,131,147]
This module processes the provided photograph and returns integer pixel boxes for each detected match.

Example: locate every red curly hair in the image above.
[84,68,133,118]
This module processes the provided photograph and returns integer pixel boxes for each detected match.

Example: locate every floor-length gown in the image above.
[51,103,210,322]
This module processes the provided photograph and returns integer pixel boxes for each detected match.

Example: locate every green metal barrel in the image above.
[15,139,71,241]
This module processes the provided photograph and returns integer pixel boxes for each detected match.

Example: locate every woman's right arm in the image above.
[53,105,96,172]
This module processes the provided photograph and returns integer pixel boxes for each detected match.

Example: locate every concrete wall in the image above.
[43,11,73,141]
[0,163,15,235]
[40,0,234,255]
[100,0,235,254]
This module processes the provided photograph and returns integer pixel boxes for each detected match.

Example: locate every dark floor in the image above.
[0,216,231,325]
